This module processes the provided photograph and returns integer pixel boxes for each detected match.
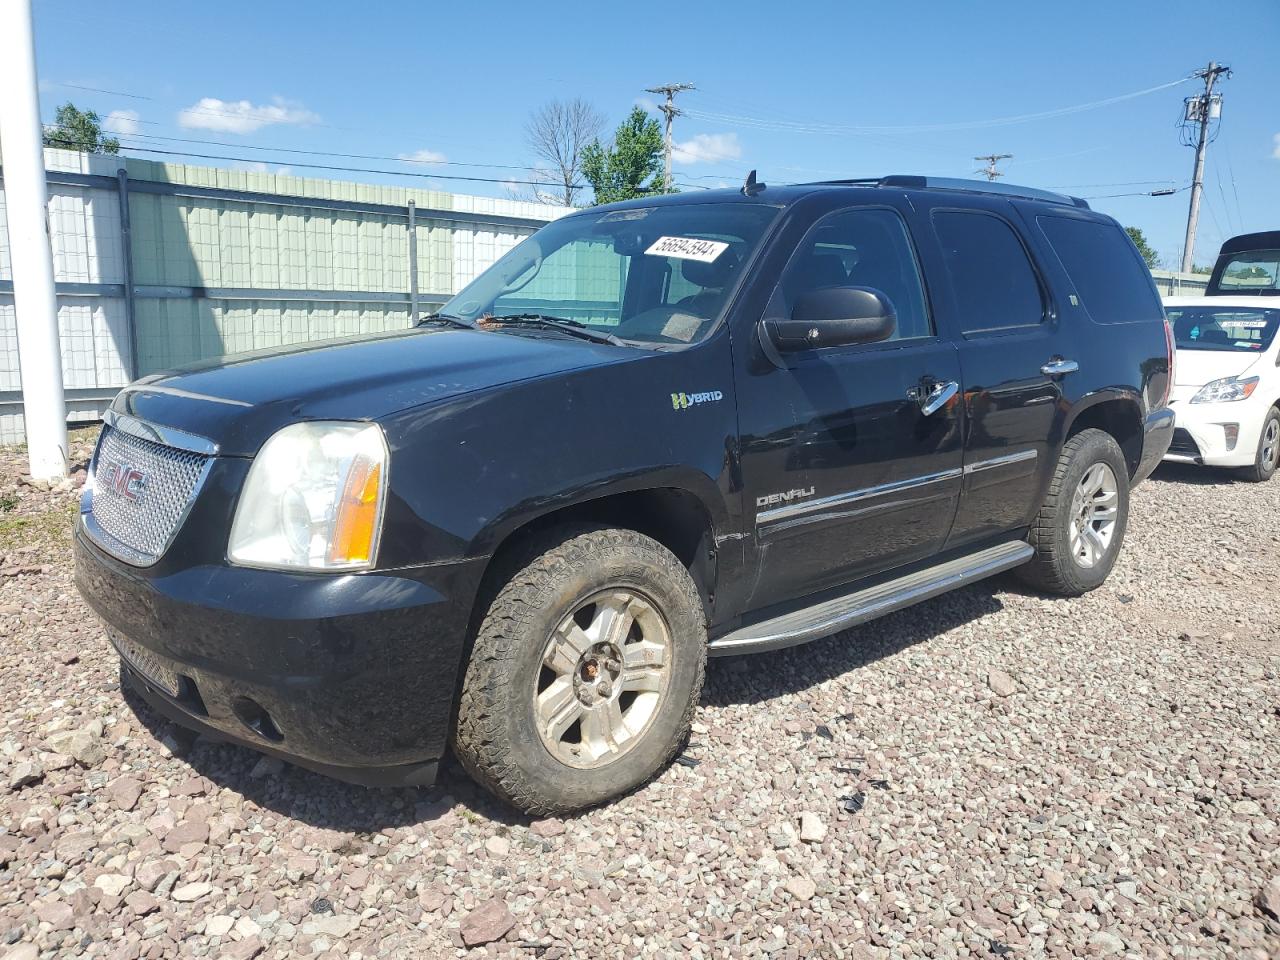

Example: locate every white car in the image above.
[1163,295,1280,481]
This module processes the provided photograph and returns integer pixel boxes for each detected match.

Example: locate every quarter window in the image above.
[932,211,1045,334]
[772,208,933,342]
[1037,216,1164,324]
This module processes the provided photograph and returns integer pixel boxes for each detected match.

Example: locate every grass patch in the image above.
[0,497,79,554]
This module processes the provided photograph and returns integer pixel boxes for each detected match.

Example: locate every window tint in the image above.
[932,211,1044,333]
[1037,216,1165,324]
[773,208,932,341]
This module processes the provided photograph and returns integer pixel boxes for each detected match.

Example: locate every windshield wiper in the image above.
[418,312,476,329]
[484,313,624,346]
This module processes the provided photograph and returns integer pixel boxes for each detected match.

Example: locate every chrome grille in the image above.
[85,424,212,566]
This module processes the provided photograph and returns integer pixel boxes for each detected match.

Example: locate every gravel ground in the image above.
[0,432,1277,960]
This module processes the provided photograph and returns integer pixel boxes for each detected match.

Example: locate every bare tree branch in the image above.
[524,98,604,207]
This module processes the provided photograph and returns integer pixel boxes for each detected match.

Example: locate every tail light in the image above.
[1161,316,1176,407]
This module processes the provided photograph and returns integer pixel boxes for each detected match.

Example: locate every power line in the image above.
[56,139,584,189]
[74,128,557,173]
[681,76,1192,137]
[46,81,153,100]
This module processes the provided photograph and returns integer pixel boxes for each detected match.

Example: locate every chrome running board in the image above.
[708,540,1033,657]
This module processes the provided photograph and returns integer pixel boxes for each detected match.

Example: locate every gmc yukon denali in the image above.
[74,175,1175,813]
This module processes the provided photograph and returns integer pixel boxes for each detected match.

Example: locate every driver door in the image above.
[734,204,965,610]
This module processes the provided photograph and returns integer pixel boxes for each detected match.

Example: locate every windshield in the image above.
[441,202,780,346]
[1214,249,1280,294]
[1167,305,1280,353]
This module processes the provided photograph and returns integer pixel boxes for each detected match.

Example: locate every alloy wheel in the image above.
[1069,462,1119,569]
[1263,418,1279,470]
[533,589,672,769]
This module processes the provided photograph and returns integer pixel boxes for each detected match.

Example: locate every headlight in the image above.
[229,421,389,571]
[1190,376,1259,404]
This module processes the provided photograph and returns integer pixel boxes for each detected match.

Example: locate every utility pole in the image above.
[645,83,695,194]
[1179,61,1230,273]
[973,154,1012,181]
[0,0,68,479]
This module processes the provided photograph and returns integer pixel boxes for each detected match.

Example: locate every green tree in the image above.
[1124,226,1159,269]
[42,102,119,155]
[581,107,665,205]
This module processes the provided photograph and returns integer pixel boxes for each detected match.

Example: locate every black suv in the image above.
[74,175,1174,813]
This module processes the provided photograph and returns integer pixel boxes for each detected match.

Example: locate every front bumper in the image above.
[74,525,484,787]
[1134,406,1175,485]
[1163,396,1270,467]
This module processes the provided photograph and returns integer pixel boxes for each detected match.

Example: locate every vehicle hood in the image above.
[114,327,632,456]
[1173,347,1262,387]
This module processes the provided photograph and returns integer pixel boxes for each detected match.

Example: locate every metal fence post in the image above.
[116,167,140,379]
[407,200,419,323]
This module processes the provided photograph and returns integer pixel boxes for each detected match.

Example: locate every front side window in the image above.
[770,208,933,342]
[442,203,780,346]
[1168,306,1280,353]
[932,211,1045,334]
[1215,250,1280,294]
[1037,216,1164,325]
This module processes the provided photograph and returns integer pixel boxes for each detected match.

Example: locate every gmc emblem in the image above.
[98,462,148,503]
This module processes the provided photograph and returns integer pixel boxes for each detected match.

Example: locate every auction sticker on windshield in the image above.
[646,236,729,262]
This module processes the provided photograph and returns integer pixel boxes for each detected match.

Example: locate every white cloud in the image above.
[1273,133,1280,159]
[396,148,447,165]
[177,97,318,134]
[672,132,741,166]
[103,110,139,136]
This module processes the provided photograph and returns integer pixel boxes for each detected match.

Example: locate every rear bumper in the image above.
[1134,407,1175,484]
[74,524,484,787]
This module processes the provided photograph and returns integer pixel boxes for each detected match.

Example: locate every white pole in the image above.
[0,0,68,480]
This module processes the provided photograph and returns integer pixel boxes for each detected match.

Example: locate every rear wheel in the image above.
[1017,428,1130,596]
[453,526,705,815]
[1236,408,1280,483]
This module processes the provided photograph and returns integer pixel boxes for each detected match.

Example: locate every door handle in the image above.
[1041,358,1079,377]
[916,380,959,416]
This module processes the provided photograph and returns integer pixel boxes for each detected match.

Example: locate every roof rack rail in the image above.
[879,175,1089,209]
[811,175,1089,209]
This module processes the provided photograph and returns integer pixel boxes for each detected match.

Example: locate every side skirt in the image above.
[707,540,1033,657]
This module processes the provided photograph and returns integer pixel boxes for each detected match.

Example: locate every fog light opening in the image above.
[1221,423,1239,451]
[231,697,283,743]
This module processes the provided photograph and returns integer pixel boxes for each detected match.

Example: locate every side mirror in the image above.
[765,286,897,352]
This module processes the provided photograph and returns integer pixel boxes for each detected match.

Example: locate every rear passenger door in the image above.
[914,202,1073,550]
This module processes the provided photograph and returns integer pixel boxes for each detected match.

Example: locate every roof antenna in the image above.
[741,169,766,197]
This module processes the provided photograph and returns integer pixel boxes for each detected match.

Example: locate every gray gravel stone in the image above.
[0,434,1276,958]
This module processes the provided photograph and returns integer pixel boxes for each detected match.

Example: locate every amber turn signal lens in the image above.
[328,457,383,565]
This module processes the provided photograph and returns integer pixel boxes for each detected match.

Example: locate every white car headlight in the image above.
[229,421,389,571]
[1190,376,1259,404]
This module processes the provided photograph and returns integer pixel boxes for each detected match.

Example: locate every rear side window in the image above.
[932,211,1045,334]
[1037,216,1164,324]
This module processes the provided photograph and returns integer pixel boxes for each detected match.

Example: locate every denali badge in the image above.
[756,486,815,509]
[98,462,148,503]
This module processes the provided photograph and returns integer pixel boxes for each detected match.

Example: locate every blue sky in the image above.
[33,0,1280,268]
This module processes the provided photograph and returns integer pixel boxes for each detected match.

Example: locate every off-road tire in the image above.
[1236,407,1280,483]
[1016,428,1130,597]
[453,526,706,815]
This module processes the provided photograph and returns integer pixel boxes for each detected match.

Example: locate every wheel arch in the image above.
[1063,392,1145,478]
[469,473,727,624]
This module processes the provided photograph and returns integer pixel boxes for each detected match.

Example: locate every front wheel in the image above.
[1016,428,1130,597]
[1236,408,1280,483]
[453,526,706,815]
